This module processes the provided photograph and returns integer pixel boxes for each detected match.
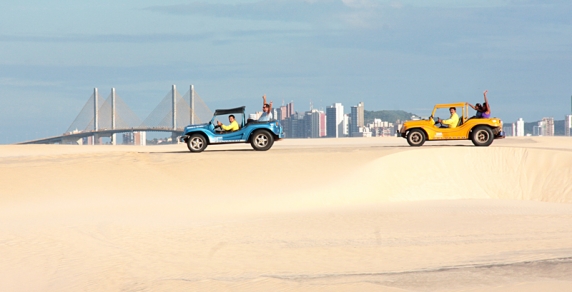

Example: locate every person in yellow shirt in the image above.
[216,115,239,132]
[437,107,459,128]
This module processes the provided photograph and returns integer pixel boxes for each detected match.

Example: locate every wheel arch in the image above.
[406,127,428,139]
[248,128,272,142]
[468,125,494,139]
[186,131,210,143]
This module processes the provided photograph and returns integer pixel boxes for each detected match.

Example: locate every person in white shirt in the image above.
[258,94,273,121]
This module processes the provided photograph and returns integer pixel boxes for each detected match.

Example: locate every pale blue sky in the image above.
[1,0,571,143]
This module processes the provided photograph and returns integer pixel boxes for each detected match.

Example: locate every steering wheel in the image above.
[213,122,222,132]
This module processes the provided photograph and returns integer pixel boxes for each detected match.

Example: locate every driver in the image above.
[217,115,239,132]
[437,107,459,128]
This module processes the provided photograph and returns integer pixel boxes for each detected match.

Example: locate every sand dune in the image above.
[321,146,572,204]
[1,137,572,291]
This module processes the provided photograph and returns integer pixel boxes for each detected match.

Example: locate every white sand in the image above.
[1,137,572,291]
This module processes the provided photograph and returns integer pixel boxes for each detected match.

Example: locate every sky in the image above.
[1,0,571,143]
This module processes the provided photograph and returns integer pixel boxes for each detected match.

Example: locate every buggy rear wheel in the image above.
[250,130,274,151]
[471,126,494,147]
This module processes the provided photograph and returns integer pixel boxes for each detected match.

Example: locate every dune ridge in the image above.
[346,146,572,203]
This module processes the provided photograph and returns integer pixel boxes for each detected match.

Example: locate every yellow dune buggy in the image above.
[399,102,505,147]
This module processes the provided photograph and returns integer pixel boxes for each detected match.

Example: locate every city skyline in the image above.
[4,84,571,143]
[12,89,572,144]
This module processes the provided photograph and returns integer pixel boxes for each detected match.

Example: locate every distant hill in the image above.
[364,110,418,124]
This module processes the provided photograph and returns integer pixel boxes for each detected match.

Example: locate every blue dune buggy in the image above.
[179,106,284,152]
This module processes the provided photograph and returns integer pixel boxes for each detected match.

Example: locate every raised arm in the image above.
[262,94,267,106]
[268,101,273,114]
[483,90,490,113]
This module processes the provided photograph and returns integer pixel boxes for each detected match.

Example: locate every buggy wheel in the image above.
[187,134,208,152]
[250,130,274,151]
[407,129,426,147]
[471,126,494,146]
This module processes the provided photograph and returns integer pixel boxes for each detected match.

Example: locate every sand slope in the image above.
[1,137,572,291]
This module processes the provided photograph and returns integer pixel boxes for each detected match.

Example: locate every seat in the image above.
[457,116,464,127]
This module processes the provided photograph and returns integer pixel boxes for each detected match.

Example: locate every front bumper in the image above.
[493,127,505,139]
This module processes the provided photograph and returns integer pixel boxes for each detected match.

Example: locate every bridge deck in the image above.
[18,128,185,144]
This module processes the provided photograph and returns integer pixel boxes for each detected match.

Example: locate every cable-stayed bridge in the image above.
[19,85,212,145]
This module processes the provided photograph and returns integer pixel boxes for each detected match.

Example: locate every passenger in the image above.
[217,115,239,132]
[481,90,491,118]
[437,107,459,128]
[258,94,273,121]
[468,90,491,118]
[468,103,484,118]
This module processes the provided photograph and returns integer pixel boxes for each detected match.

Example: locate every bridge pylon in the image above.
[111,88,116,145]
[172,84,177,131]
[190,85,195,125]
[93,88,98,132]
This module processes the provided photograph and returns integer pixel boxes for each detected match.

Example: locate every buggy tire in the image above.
[407,129,426,147]
[471,126,494,147]
[250,130,274,151]
[187,134,208,152]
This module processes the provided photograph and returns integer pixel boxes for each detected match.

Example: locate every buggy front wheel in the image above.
[407,129,426,147]
[187,134,208,152]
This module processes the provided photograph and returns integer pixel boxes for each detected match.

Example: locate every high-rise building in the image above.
[541,117,554,136]
[122,133,132,144]
[319,111,326,137]
[511,123,516,136]
[282,115,291,136]
[278,106,287,120]
[134,131,146,146]
[350,102,364,137]
[287,102,294,117]
[278,102,294,120]
[564,114,572,136]
[304,109,326,138]
[326,103,344,138]
[533,124,541,136]
[326,107,336,137]
[516,118,525,136]
[303,111,313,138]
[282,112,305,138]
[122,132,145,145]
[343,114,349,136]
